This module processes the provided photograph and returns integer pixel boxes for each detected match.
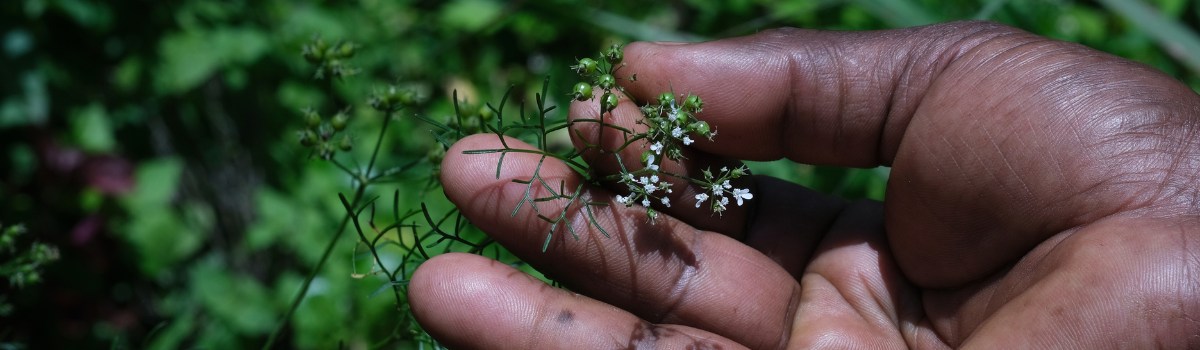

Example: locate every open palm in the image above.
[412,21,1200,349]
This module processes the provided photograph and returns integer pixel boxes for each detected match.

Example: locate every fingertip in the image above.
[408,253,538,349]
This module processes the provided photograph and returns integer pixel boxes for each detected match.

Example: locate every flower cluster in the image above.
[296,107,354,160]
[569,45,752,222]
[693,166,753,215]
[639,92,712,162]
[571,43,627,113]
[301,36,360,80]
[613,157,674,220]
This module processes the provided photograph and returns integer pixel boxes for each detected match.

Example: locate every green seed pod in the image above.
[331,112,349,131]
[596,74,616,90]
[573,58,599,76]
[572,82,593,101]
[478,105,495,122]
[302,45,324,64]
[673,110,691,125]
[337,135,353,151]
[299,129,318,147]
[303,37,327,64]
[368,94,390,112]
[605,44,623,64]
[684,94,703,112]
[333,41,357,59]
[319,143,335,158]
[657,92,674,106]
[303,109,321,128]
[689,120,711,136]
[640,105,659,117]
[601,91,619,111]
[397,89,417,107]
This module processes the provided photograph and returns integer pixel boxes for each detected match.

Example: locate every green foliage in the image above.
[0,223,58,316]
[1,0,1197,349]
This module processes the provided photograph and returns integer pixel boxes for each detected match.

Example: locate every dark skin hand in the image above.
[410,21,1200,349]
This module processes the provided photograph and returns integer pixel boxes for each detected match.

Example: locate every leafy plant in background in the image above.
[0,223,58,317]
[1,0,1198,349]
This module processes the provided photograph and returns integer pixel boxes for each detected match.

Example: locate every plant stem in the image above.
[262,111,395,350]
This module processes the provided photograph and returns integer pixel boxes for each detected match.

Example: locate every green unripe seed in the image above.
[689,120,710,136]
[684,94,703,112]
[572,82,593,101]
[299,129,318,147]
[478,105,495,121]
[397,90,417,107]
[574,58,599,75]
[333,42,357,59]
[337,136,353,151]
[331,112,349,131]
[596,74,616,90]
[657,92,674,106]
[304,109,321,128]
[674,110,691,124]
[605,44,623,64]
[601,92,619,111]
[302,46,323,64]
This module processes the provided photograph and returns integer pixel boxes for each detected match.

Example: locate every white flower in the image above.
[713,196,728,213]
[722,180,732,189]
[732,188,753,206]
[660,197,671,207]
[694,193,709,208]
[650,142,663,154]
[646,155,659,171]
[720,166,728,172]
[616,195,631,205]
[642,198,651,207]
[671,127,683,138]
[682,136,694,145]
[650,175,659,183]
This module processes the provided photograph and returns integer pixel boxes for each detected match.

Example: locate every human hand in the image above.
[411,21,1200,349]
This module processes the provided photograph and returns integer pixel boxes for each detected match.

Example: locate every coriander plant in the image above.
[465,44,753,251]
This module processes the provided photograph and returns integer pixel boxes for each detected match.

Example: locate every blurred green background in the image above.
[1,0,1197,348]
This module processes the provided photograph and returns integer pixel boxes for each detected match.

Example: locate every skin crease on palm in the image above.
[409,21,1200,349]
